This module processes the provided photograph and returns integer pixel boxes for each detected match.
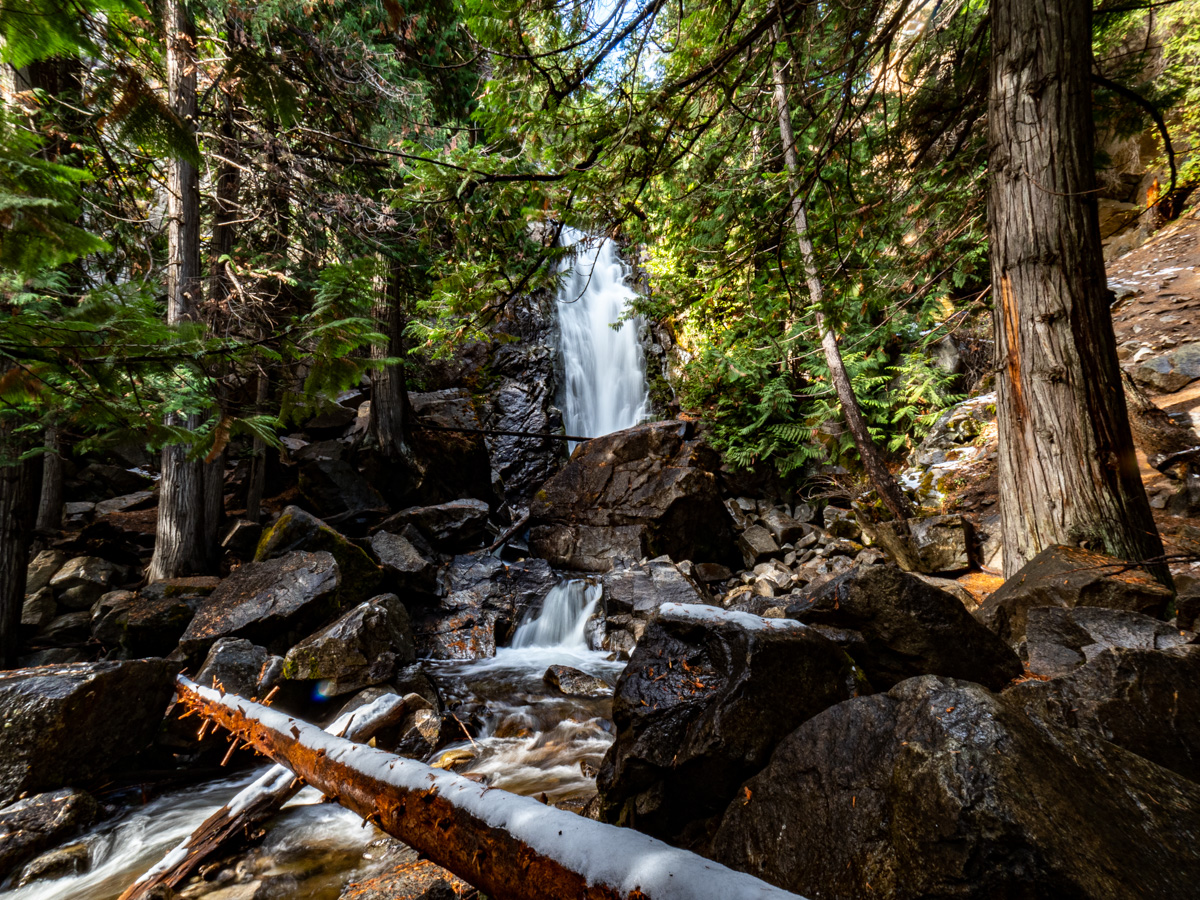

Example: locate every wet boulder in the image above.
[299,458,388,520]
[529,420,738,571]
[759,508,810,546]
[974,545,1173,651]
[0,661,174,805]
[37,611,92,644]
[599,555,712,649]
[92,594,198,657]
[369,530,439,596]
[1023,606,1193,678]
[710,675,1200,900]
[543,665,610,698]
[785,565,1022,690]
[48,557,120,610]
[193,638,280,697]
[597,603,857,846]
[0,789,98,884]
[378,499,491,552]
[18,841,89,887]
[737,525,780,567]
[255,505,382,602]
[283,593,416,697]
[178,551,341,658]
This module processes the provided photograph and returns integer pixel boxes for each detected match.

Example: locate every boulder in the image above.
[20,588,56,629]
[25,550,67,595]
[0,789,98,884]
[599,557,712,656]
[529,421,738,571]
[710,675,1200,900]
[221,519,264,557]
[1010,644,1200,783]
[48,557,120,610]
[1132,341,1200,393]
[759,508,809,545]
[92,594,198,657]
[254,506,381,603]
[178,551,342,657]
[974,545,1173,650]
[378,499,490,551]
[139,576,220,602]
[0,661,174,805]
[908,514,972,573]
[484,357,564,505]
[822,506,861,541]
[1023,606,1193,678]
[18,841,89,886]
[94,490,154,516]
[193,638,279,697]
[596,603,857,845]
[283,594,416,697]
[74,462,152,498]
[370,531,439,595]
[38,611,92,644]
[543,665,610,698]
[736,525,779,566]
[298,458,387,519]
[785,565,1022,691]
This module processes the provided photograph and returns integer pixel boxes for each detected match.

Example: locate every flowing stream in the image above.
[556,226,651,447]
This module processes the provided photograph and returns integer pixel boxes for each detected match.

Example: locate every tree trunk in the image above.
[0,416,39,668]
[245,371,269,523]
[369,261,412,461]
[769,24,912,521]
[151,0,207,581]
[989,0,1168,584]
[34,426,63,535]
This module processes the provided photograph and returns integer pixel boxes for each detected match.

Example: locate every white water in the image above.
[511,580,602,651]
[556,226,650,449]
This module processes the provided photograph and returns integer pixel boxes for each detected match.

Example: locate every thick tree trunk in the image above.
[369,261,412,460]
[0,418,39,668]
[151,0,207,581]
[989,0,1168,584]
[770,27,911,520]
[34,426,63,535]
[245,371,269,523]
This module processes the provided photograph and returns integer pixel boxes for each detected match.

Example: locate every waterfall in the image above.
[511,580,601,652]
[556,226,650,450]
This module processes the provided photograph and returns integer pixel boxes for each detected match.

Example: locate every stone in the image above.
[1178,581,1200,631]
[597,603,857,845]
[20,588,56,629]
[178,551,342,658]
[1132,341,1200,393]
[75,462,152,497]
[0,661,174,805]
[193,638,278,697]
[908,514,972,573]
[600,557,711,618]
[48,557,119,610]
[1023,606,1193,678]
[785,565,1022,690]
[710,675,1200,900]
[759,508,809,545]
[485,366,563,505]
[692,563,733,584]
[140,576,221,602]
[25,550,67,595]
[62,501,94,518]
[736,525,779,566]
[304,404,357,431]
[18,841,89,886]
[543,665,610,698]
[912,572,979,609]
[822,506,861,541]
[378,499,491,551]
[221,519,264,557]
[254,506,381,603]
[0,789,98,884]
[974,545,1173,650]
[92,594,198,657]
[791,502,815,523]
[529,421,738,571]
[299,458,387,519]
[38,611,92,643]
[94,490,154,516]
[283,594,416,697]
[370,531,439,596]
[753,560,794,592]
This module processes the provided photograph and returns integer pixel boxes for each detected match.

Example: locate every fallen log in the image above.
[167,676,806,900]
[120,691,417,900]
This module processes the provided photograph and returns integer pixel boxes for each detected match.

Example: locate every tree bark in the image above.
[151,0,208,581]
[34,426,63,535]
[769,24,912,520]
[989,0,1168,584]
[369,260,412,460]
[245,371,269,523]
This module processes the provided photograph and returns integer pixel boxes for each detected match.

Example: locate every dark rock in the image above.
[38,611,92,644]
[139,576,221,602]
[1024,606,1193,678]
[304,405,357,431]
[15,648,88,667]
[299,459,387,519]
[0,661,174,805]
[484,362,564,505]
[221,519,264,557]
[974,545,1173,649]
[543,665,610,698]
[908,514,972,573]
[75,463,152,498]
[20,588,56,629]
[283,594,416,697]
[25,550,67,595]
[0,789,98,884]
[1132,341,1200,393]
[529,421,738,571]
[378,499,490,552]
[48,557,119,610]
[18,840,89,886]
[92,594,197,657]
[193,638,277,697]
[822,506,861,541]
[1010,644,1200,783]
[600,557,711,617]
[178,551,342,658]
[94,490,154,516]
[1178,581,1200,631]
[409,556,556,659]
[759,508,809,545]
[597,603,857,845]
[255,506,381,603]
[692,562,733,584]
[785,565,1022,690]
[736,525,779,566]
[369,531,439,596]
[912,572,979,610]
[710,675,1200,900]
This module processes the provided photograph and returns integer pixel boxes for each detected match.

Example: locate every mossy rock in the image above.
[256,505,382,606]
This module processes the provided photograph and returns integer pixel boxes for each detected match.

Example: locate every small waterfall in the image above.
[556,226,650,450]
[511,580,601,652]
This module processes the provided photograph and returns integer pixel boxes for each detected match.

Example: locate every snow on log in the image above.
[120,690,415,900]
[171,676,807,900]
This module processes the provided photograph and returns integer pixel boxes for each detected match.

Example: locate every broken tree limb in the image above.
[120,691,417,900]
[167,676,807,900]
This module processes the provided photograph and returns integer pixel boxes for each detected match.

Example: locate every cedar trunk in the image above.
[151,0,208,581]
[989,0,1168,583]
[34,426,63,535]
[370,261,412,460]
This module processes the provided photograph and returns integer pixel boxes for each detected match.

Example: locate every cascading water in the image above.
[556,227,651,448]
[510,580,601,652]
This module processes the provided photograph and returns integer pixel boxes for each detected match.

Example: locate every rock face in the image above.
[409,555,557,658]
[0,661,174,805]
[529,421,738,571]
[283,594,416,697]
[378,499,491,552]
[599,557,712,655]
[597,603,856,846]
[710,675,1200,900]
[0,789,98,884]
[179,551,341,657]
[974,545,1173,650]
[255,505,382,601]
[1023,606,1193,677]
[785,566,1022,691]
[370,530,439,596]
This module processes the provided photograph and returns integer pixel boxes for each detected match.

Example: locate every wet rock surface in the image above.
[299,458,388,519]
[0,661,174,805]
[91,593,198,657]
[598,557,712,655]
[710,675,1200,900]
[597,603,856,846]
[1023,605,1194,677]
[370,530,439,596]
[0,788,98,884]
[193,638,279,697]
[378,499,491,552]
[543,665,610,698]
[254,505,382,600]
[785,565,1022,690]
